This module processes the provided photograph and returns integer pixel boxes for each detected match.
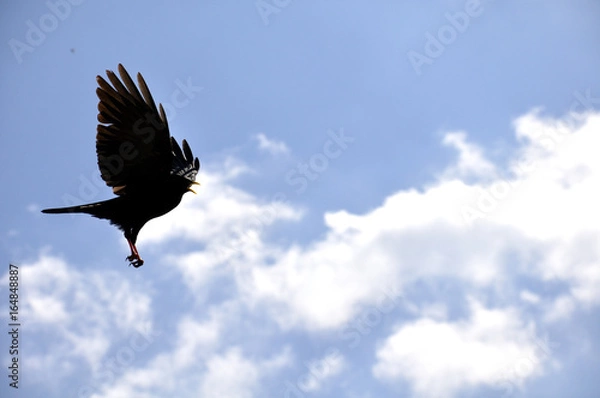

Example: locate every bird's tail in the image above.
[41,202,106,215]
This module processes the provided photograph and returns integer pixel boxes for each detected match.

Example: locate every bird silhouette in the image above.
[42,64,200,267]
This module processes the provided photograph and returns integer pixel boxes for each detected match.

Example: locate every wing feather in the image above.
[137,72,159,116]
[117,64,146,105]
[182,139,194,162]
[170,137,200,182]
[96,64,172,195]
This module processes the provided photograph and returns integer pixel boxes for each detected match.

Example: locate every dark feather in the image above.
[95,64,173,195]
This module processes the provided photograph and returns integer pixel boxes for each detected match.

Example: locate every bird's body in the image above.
[42,64,200,267]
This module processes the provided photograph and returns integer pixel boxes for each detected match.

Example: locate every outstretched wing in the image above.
[96,64,172,195]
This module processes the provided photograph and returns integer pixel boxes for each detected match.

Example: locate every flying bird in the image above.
[42,64,200,267]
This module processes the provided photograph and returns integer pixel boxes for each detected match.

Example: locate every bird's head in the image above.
[171,138,201,195]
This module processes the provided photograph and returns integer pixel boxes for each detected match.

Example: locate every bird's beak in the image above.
[188,181,200,194]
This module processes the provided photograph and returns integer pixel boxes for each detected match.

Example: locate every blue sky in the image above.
[1,1,600,397]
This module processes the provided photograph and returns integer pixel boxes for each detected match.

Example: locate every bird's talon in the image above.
[126,255,144,268]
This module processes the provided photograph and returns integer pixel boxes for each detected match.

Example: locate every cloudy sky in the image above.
[1,1,600,397]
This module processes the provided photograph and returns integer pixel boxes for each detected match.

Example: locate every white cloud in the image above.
[520,290,541,304]
[86,306,223,398]
[237,111,600,333]
[373,299,546,398]
[544,295,576,323]
[200,347,293,398]
[242,193,525,330]
[17,254,153,332]
[254,132,290,155]
[442,131,496,179]
[82,297,292,398]
[0,254,154,385]
[200,348,260,398]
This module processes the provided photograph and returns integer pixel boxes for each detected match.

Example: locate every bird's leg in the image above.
[126,238,144,268]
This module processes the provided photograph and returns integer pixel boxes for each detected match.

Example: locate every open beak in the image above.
[188,181,200,194]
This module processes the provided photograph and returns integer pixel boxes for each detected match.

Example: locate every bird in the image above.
[42,64,200,268]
